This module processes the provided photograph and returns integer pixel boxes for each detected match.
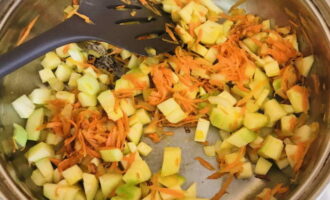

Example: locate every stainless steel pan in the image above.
[0,0,329,199]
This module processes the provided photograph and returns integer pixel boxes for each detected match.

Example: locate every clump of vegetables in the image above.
[10,0,319,199]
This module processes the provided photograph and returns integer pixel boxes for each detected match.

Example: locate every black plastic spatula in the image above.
[0,0,176,77]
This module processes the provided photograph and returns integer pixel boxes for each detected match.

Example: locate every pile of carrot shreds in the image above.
[15,0,321,199]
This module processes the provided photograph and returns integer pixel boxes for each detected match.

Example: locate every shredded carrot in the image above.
[146,133,161,143]
[138,0,148,5]
[66,7,94,24]
[195,157,215,170]
[148,186,185,198]
[165,23,178,42]
[264,34,298,64]
[66,57,101,73]
[72,0,79,5]
[271,184,289,195]
[211,174,234,200]
[16,15,39,46]
[162,131,174,136]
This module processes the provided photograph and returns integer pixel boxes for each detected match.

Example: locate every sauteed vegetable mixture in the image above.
[11,0,320,199]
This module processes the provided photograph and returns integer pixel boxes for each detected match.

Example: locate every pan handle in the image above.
[0,18,95,77]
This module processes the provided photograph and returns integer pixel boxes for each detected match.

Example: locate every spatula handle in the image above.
[0,19,95,77]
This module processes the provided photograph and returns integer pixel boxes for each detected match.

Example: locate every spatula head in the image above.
[77,0,176,55]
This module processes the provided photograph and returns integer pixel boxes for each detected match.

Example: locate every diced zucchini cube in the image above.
[224,152,246,164]
[159,174,186,188]
[226,127,257,147]
[179,2,197,23]
[13,123,28,148]
[129,109,151,126]
[120,98,136,117]
[128,123,143,144]
[204,47,218,63]
[166,109,187,123]
[41,52,61,69]
[31,169,48,186]
[127,54,140,69]
[98,74,110,85]
[137,142,152,156]
[286,85,309,113]
[157,98,181,116]
[243,112,268,130]
[97,90,115,111]
[295,55,314,77]
[29,88,51,105]
[249,136,264,149]
[258,135,284,160]
[275,158,289,170]
[26,108,44,141]
[98,90,123,121]
[120,49,132,60]
[200,0,223,14]
[246,100,259,113]
[280,114,297,135]
[83,173,99,200]
[263,56,280,77]
[256,88,270,106]
[43,183,58,200]
[264,99,287,122]
[237,162,253,179]
[62,164,83,185]
[84,67,98,78]
[100,148,123,162]
[77,74,100,95]
[46,132,62,145]
[56,186,81,200]
[194,118,210,142]
[293,124,312,143]
[27,142,54,163]
[262,20,271,30]
[243,38,258,53]
[55,64,72,82]
[123,159,151,183]
[78,92,97,107]
[128,142,137,153]
[56,44,70,58]
[190,43,208,57]
[68,48,85,62]
[285,144,298,168]
[281,104,295,114]
[210,106,243,132]
[255,157,272,175]
[48,78,64,91]
[12,94,35,118]
[56,91,75,104]
[203,145,215,157]
[115,183,142,200]
[39,68,56,83]
[53,168,62,183]
[161,147,181,177]
[35,158,54,182]
[195,20,223,45]
[175,25,194,44]
[99,173,123,197]
[68,72,82,88]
